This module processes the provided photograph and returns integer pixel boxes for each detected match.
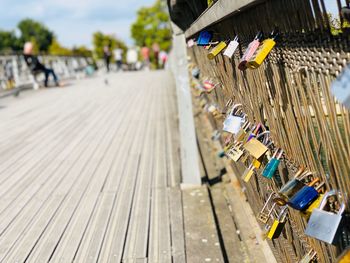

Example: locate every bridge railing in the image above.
[0,55,93,91]
[184,0,350,262]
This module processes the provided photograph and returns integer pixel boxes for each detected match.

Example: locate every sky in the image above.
[0,0,155,48]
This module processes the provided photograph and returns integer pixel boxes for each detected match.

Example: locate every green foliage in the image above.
[18,19,54,52]
[72,46,93,57]
[92,32,127,60]
[328,13,350,36]
[131,0,172,52]
[48,38,73,56]
[0,30,21,53]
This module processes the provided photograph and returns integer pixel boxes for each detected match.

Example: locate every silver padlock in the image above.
[222,104,245,135]
[331,64,350,109]
[304,190,345,245]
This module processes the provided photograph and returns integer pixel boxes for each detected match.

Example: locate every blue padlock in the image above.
[262,148,283,179]
[288,178,324,211]
[197,31,213,46]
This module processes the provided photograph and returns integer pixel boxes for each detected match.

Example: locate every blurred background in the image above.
[0,0,172,71]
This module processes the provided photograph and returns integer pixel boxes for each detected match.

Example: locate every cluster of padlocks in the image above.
[188,29,350,109]
[187,30,278,70]
[197,94,348,262]
[187,28,350,261]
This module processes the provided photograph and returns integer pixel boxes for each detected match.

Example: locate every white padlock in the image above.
[223,104,245,135]
[223,36,239,59]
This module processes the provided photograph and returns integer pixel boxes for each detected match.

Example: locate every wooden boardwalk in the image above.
[0,71,187,263]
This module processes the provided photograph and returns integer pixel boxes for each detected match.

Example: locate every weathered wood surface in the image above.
[0,71,186,262]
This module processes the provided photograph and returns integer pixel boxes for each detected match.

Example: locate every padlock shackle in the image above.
[228,103,242,116]
[225,98,233,108]
[318,190,346,215]
[307,178,319,187]
[276,149,284,160]
[277,205,288,221]
[294,166,306,178]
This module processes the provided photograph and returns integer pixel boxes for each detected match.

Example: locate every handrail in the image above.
[184,0,264,38]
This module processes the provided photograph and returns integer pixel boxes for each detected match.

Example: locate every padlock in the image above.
[223,36,239,59]
[242,164,255,182]
[288,178,324,211]
[222,104,245,135]
[337,246,350,263]
[247,31,278,69]
[267,206,288,240]
[225,143,244,162]
[243,131,270,159]
[305,190,346,244]
[331,64,350,110]
[208,41,228,59]
[262,148,283,179]
[203,79,219,93]
[273,168,309,206]
[257,192,277,224]
[252,157,263,169]
[301,194,324,219]
[238,31,263,71]
[299,249,317,263]
[197,30,213,46]
[235,121,251,142]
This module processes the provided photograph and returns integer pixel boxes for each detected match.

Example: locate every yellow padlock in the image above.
[252,157,262,169]
[247,32,278,69]
[301,194,324,218]
[242,165,255,182]
[208,41,227,60]
[267,206,288,240]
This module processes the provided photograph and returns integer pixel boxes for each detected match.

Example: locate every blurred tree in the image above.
[328,13,350,35]
[92,32,127,60]
[131,0,172,52]
[48,38,73,56]
[17,19,54,52]
[72,46,93,57]
[0,30,21,53]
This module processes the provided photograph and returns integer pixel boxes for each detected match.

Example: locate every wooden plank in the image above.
[121,93,155,261]
[168,187,186,263]
[1,85,129,261]
[96,83,154,262]
[182,186,224,263]
[70,92,148,262]
[25,91,136,261]
[0,71,186,262]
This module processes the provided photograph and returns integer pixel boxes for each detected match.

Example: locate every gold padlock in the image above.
[247,31,278,69]
[207,41,227,60]
[226,143,244,162]
[243,131,270,159]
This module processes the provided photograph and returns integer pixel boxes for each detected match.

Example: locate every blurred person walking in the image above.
[159,50,168,69]
[103,45,112,72]
[126,48,138,71]
[152,43,160,69]
[114,48,123,72]
[141,46,150,70]
[23,42,60,88]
